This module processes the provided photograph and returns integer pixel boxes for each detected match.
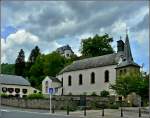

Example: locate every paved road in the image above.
[0,110,82,118]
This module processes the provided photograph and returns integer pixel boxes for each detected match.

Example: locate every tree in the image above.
[15,49,25,76]
[110,72,149,100]
[1,63,15,75]
[43,52,68,76]
[26,46,41,77]
[28,46,40,64]
[100,90,110,97]
[80,34,114,57]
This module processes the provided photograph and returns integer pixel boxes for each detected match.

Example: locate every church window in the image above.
[91,72,95,84]
[68,75,72,86]
[104,70,109,82]
[79,74,83,85]
[61,78,63,86]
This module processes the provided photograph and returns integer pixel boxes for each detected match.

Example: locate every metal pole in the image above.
[50,94,52,113]
[139,108,141,117]
[121,107,123,117]
[102,108,104,116]
[67,105,69,115]
[84,106,86,116]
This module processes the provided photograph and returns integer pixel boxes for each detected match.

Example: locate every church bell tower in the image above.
[116,31,140,77]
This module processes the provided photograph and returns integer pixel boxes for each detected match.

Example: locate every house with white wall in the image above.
[0,74,40,98]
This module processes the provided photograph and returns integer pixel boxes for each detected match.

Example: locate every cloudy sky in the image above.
[1,1,149,72]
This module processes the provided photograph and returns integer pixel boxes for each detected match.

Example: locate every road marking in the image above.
[0,109,84,118]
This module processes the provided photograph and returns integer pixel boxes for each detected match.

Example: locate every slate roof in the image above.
[116,34,140,68]
[48,76,61,83]
[116,61,140,69]
[0,74,30,86]
[56,45,74,54]
[59,51,125,74]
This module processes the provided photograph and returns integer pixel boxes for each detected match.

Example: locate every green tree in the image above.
[100,90,110,97]
[15,49,25,76]
[110,72,149,100]
[26,46,41,77]
[43,52,68,76]
[1,63,15,75]
[80,34,114,57]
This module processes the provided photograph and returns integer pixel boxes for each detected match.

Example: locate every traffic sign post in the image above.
[48,88,54,114]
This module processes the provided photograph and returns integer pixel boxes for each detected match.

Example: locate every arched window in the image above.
[79,74,83,85]
[105,70,109,82]
[91,72,95,84]
[68,75,72,86]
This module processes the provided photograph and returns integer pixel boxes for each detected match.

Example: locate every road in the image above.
[0,106,149,118]
[0,110,82,118]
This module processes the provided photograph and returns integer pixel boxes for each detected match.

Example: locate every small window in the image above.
[45,86,48,93]
[34,90,37,93]
[79,74,83,85]
[61,78,63,86]
[2,87,7,93]
[22,89,28,94]
[8,88,14,93]
[45,81,48,85]
[104,70,109,82]
[91,72,95,84]
[15,88,20,93]
[68,75,72,86]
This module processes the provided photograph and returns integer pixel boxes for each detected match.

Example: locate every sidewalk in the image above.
[1,106,150,118]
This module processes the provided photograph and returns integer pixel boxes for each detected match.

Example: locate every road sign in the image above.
[48,88,54,94]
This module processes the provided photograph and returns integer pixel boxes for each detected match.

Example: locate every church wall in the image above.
[58,65,117,95]
[116,66,140,77]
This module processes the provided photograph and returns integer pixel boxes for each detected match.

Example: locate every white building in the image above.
[42,76,62,95]
[0,74,40,98]
[56,45,74,58]
[42,33,140,96]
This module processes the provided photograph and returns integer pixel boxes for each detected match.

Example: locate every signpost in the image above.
[48,88,54,113]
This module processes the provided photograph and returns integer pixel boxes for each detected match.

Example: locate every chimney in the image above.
[117,40,124,52]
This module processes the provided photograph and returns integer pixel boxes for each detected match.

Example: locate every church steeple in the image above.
[124,30,133,62]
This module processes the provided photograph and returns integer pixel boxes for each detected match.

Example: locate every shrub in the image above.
[91,92,97,96]
[0,93,8,98]
[100,90,109,97]
[109,103,119,109]
[27,93,44,99]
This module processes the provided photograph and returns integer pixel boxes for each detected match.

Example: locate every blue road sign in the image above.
[48,88,54,94]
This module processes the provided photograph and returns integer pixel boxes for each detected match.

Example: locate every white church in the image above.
[42,33,140,96]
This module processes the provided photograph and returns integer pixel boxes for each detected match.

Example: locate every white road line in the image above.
[0,109,84,117]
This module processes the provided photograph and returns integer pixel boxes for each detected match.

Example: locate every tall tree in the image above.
[28,46,40,64]
[15,49,25,76]
[80,34,114,57]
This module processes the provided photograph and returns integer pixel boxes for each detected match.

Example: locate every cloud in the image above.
[1,29,60,63]
[1,1,149,72]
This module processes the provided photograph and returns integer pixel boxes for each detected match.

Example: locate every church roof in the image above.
[47,76,61,83]
[59,51,124,74]
[0,74,30,86]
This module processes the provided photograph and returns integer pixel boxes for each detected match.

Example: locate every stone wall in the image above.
[1,96,115,110]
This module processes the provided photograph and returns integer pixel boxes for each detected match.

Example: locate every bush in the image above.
[91,92,97,96]
[0,93,8,98]
[100,90,109,97]
[27,93,44,99]
[109,103,119,109]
